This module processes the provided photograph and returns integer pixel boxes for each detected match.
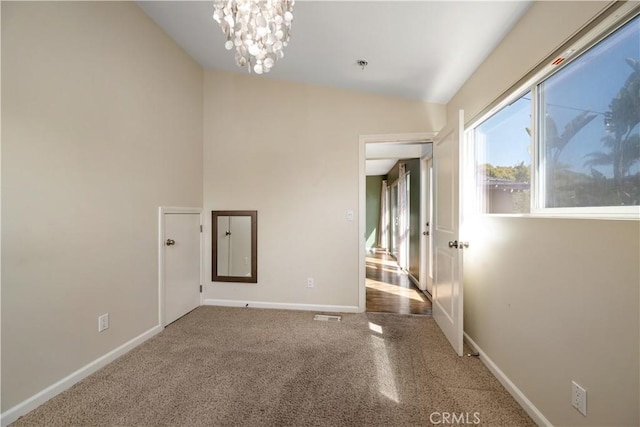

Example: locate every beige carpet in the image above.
[12,307,534,426]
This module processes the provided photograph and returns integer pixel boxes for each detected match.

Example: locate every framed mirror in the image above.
[212,210,257,283]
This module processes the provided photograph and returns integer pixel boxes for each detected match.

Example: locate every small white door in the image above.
[432,110,465,356]
[419,157,433,294]
[164,212,201,325]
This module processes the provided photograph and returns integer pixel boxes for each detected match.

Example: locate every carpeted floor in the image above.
[12,306,534,426]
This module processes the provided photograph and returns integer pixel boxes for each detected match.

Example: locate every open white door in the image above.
[432,110,465,356]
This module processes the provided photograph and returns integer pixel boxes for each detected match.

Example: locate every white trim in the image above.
[419,157,427,291]
[158,207,203,327]
[0,325,163,427]
[408,271,433,302]
[407,271,420,288]
[530,206,639,220]
[203,299,359,313]
[358,136,367,313]
[159,206,204,214]
[359,132,437,314]
[475,211,639,221]
[360,132,437,145]
[463,333,553,427]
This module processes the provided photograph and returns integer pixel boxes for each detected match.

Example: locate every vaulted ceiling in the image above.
[137,1,532,104]
[137,1,532,175]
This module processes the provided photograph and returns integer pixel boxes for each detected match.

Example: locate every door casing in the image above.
[420,156,433,294]
[358,133,436,312]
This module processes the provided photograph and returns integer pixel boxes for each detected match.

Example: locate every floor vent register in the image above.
[313,314,342,322]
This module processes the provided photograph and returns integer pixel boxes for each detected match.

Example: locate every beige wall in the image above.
[451,2,640,426]
[202,69,444,308]
[464,217,639,426]
[1,1,203,411]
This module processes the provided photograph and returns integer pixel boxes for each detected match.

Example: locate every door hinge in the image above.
[200,225,203,232]
[199,285,202,293]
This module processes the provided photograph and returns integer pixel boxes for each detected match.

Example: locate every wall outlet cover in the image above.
[98,313,109,332]
[571,380,587,416]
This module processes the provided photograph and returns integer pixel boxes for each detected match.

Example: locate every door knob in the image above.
[448,240,469,249]
[166,239,176,246]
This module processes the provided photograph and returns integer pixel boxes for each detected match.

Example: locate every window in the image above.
[474,92,531,214]
[539,15,639,209]
[471,12,639,217]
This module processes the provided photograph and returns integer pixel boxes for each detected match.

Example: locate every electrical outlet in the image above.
[307,277,314,288]
[98,313,109,332]
[571,380,587,416]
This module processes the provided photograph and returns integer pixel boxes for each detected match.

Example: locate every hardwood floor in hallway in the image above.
[366,251,432,315]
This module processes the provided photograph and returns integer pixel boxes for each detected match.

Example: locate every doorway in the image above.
[360,134,436,314]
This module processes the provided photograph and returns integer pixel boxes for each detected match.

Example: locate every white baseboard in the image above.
[203,299,360,313]
[1,325,163,427]
[463,333,552,427]
[407,272,423,288]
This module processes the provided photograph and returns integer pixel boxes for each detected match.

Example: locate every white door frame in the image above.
[358,132,436,313]
[389,178,399,261]
[158,206,203,327]
[398,170,411,271]
[419,155,433,294]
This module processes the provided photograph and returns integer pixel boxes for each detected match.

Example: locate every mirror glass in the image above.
[212,210,257,283]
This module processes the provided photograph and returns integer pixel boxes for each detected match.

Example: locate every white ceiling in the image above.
[365,142,432,176]
[366,159,399,176]
[137,1,532,104]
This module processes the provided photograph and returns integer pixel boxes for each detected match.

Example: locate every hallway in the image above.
[365,251,432,315]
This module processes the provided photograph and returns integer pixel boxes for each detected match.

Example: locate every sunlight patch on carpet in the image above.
[368,322,383,334]
[371,335,399,403]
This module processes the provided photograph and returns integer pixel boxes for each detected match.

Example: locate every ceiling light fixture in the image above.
[212,0,295,75]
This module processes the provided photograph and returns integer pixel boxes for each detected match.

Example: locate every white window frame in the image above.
[466,6,640,220]
[466,89,533,219]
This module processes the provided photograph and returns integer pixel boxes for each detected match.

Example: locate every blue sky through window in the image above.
[542,15,639,177]
[478,94,530,168]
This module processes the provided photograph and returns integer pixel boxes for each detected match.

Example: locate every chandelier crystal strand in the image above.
[212,0,294,74]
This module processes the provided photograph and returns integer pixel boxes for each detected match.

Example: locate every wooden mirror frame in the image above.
[211,210,258,283]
